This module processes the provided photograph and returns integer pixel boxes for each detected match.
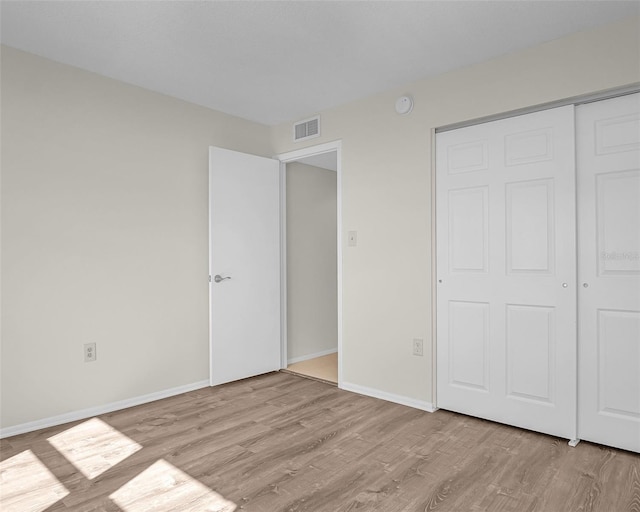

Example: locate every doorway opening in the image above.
[277,142,342,385]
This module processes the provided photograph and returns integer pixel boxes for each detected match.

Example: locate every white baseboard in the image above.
[287,348,337,365]
[340,381,436,413]
[0,380,210,439]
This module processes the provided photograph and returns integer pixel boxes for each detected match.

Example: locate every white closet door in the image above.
[577,93,640,453]
[436,106,577,440]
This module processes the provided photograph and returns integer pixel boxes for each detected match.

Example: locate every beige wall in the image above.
[271,17,640,406]
[286,162,337,362]
[0,46,272,429]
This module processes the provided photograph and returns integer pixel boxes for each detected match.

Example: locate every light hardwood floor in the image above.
[1,371,639,511]
[286,352,338,384]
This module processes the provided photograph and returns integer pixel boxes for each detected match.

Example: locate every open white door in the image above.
[577,93,640,453]
[209,147,281,386]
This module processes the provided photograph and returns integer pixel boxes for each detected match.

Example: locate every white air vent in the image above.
[293,116,320,142]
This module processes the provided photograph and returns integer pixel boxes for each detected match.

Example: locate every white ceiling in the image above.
[1,1,638,126]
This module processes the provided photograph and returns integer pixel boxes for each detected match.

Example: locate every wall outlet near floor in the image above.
[84,342,97,362]
[412,338,424,357]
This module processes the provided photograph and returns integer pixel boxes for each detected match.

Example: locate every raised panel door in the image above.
[577,93,640,453]
[436,106,577,440]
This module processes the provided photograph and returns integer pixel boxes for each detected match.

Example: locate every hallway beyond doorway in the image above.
[286,353,337,384]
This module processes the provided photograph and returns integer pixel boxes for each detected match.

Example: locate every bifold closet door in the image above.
[577,93,640,453]
[436,106,577,440]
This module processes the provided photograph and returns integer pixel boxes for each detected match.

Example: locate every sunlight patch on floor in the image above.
[109,459,237,512]
[0,449,69,512]
[47,417,142,479]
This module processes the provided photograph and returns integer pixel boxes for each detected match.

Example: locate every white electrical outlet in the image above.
[412,338,424,357]
[84,343,97,362]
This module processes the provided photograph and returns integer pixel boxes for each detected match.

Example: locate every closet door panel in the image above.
[577,93,640,453]
[436,106,577,440]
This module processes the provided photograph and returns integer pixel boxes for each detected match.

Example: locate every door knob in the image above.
[214,275,231,283]
[562,283,568,288]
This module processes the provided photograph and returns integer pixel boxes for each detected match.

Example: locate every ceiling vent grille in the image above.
[293,116,320,142]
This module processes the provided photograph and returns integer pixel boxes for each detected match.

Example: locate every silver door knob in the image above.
[214,275,231,283]
[562,283,568,288]
[583,283,589,288]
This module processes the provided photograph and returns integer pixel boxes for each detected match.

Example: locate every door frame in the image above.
[276,140,343,387]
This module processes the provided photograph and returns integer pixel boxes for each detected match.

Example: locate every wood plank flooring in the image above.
[1,371,639,511]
